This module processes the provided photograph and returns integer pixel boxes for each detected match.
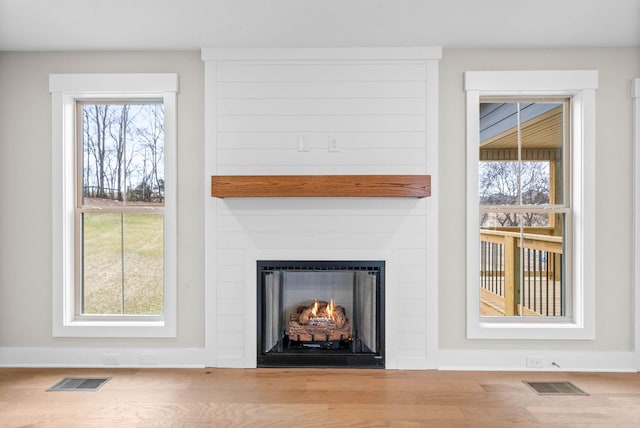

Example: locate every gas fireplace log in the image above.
[297,308,314,325]
[288,316,351,342]
[295,301,346,328]
[288,301,350,342]
[296,310,347,329]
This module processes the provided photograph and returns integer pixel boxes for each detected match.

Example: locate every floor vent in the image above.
[523,381,588,396]
[47,377,110,392]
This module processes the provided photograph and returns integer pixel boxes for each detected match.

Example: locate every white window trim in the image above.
[50,73,178,337]
[633,78,640,364]
[464,70,598,340]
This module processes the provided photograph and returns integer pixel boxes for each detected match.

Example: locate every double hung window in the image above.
[50,74,177,337]
[465,70,597,340]
[479,98,569,318]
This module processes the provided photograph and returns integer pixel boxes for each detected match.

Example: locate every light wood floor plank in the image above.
[1,368,639,427]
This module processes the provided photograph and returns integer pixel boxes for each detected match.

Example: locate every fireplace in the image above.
[257,260,385,368]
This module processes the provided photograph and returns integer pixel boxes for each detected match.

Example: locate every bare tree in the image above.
[82,104,111,199]
[108,104,142,201]
[136,104,164,200]
[82,103,164,204]
[480,161,550,227]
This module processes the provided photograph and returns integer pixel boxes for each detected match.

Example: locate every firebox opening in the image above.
[257,260,385,368]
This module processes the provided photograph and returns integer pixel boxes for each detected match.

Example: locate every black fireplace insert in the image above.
[257,260,385,368]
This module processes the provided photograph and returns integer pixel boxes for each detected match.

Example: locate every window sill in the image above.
[468,317,595,340]
[53,319,176,338]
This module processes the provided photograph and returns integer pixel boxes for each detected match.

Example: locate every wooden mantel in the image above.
[211,175,431,198]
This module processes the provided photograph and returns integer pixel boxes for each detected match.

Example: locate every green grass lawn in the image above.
[82,213,163,315]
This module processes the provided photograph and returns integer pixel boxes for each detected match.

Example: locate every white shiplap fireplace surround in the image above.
[203,47,441,369]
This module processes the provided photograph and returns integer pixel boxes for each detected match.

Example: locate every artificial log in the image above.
[288,301,351,342]
[296,302,347,328]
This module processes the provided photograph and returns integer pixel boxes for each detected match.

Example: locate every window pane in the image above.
[480,211,566,317]
[479,101,565,206]
[123,214,163,315]
[81,104,126,207]
[127,104,165,206]
[520,103,565,206]
[520,161,550,205]
[82,212,123,314]
[479,211,521,316]
[82,212,164,315]
[520,212,566,317]
[80,103,164,208]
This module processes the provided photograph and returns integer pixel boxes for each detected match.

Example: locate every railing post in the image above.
[504,236,520,316]
[553,253,562,281]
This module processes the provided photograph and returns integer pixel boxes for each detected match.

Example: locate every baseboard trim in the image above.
[437,349,637,372]
[1,347,636,372]
[0,347,205,368]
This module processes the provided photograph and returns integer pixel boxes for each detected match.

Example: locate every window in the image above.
[50,74,177,337]
[479,99,569,318]
[78,101,165,316]
[465,70,597,339]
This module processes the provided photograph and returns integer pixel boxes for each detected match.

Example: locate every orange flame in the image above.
[311,300,319,317]
[327,299,335,320]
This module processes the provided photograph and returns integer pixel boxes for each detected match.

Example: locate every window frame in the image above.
[633,78,640,363]
[50,73,178,337]
[465,70,597,340]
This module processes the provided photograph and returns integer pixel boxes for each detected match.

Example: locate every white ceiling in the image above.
[1,0,638,51]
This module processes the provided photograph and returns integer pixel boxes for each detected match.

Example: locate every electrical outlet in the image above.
[526,356,545,369]
[139,353,158,365]
[103,353,120,366]
[328,135,340,152]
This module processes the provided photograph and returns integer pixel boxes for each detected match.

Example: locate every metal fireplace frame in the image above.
[257,260,385,368]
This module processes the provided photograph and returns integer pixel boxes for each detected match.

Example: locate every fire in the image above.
[297,298,346,329]
[308,299,337,322]
[326,299,335,320]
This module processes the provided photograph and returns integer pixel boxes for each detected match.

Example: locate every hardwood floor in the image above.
[1,368,639,427]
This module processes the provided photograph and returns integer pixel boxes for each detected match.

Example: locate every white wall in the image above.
[438,48,640,370]
[203,51,439,368]
[0,51,205,366]
[1,47,639,370]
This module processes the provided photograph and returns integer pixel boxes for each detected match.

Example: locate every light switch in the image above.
[297,135,309,152]
[328,135,340,152]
